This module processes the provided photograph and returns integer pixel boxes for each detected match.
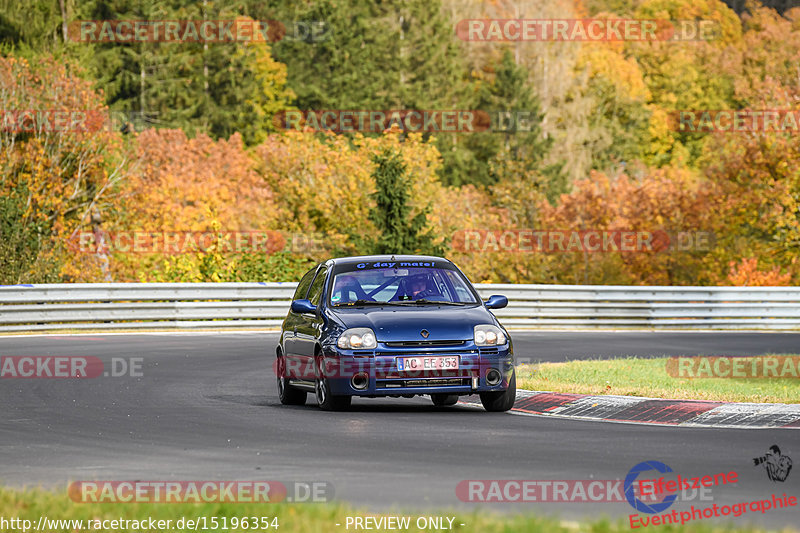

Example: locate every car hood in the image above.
[331,305,495,342]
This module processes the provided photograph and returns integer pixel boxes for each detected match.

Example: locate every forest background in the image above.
[2,0,799,286]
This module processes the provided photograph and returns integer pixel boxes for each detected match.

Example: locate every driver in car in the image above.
[407,275,432,300]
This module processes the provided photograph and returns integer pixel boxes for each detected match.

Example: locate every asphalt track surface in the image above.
[1,332,798,528]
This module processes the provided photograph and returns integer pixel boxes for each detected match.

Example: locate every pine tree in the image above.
[368,150,443,256]
[76,0,176,131]
[0,0,69,49]
[260,0,506,189]
[263,0,403,109]
[75,0,293,142]
[466,49,565,200]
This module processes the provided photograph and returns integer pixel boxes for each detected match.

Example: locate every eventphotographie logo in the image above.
[625,461,679,514]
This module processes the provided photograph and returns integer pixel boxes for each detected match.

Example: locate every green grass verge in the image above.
[0,486,792,533]
[516,356,800,403]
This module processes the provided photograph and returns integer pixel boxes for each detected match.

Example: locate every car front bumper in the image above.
[320,341,514,397]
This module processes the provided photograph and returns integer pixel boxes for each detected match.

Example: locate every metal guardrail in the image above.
[0,283,799,332]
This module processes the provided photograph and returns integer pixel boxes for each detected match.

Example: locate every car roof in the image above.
[328,255,451,266]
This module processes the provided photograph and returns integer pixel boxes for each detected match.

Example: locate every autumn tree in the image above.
[727,257,793,286]
[630,0,742,166]
[575,37,656,173]
[106,128,282,281]
[0,54,126,283]
[533,167,717,285]
[253,130,443,253]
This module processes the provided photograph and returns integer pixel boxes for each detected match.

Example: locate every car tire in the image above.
[479,369,516,412]
[314,357,351,411]
[315,376,351,411]
[431,394,459,407]
[276,356,306,405]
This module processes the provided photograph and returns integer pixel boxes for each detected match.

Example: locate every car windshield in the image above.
[329,262,478,306]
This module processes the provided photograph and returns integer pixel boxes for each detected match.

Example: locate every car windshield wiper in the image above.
[397,299,466,306]
[334,299,402,307]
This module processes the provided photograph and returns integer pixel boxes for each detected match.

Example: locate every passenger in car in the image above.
[332,275,369,303]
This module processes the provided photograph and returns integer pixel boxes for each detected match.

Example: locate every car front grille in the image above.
[383,340,466,347]
[376,378,471,389]
[375,349,477,358]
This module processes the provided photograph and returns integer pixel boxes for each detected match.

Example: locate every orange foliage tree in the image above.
[699,4,800,286]
[0,54,126,283]
[106,129,279,281]
[533,167,717,285]
[727,257,792,286]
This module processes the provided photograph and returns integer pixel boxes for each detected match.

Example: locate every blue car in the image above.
[276,255,516,411]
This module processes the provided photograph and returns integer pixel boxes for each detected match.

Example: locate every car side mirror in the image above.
[291,299,316,314]
[484,295,508,310]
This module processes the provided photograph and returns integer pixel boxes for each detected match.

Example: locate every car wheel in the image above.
[479,369,516,412]
[431,393,459,407]
[276,355,306,405]
[315,358,351,411]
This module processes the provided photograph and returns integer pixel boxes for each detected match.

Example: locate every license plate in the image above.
[397,356,459,371]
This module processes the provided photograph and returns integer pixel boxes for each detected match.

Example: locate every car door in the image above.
[295,265,328,377]
[283,266,317,378]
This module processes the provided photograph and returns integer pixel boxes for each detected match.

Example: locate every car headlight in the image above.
[337,328,377,350]
[474,324,506,346]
